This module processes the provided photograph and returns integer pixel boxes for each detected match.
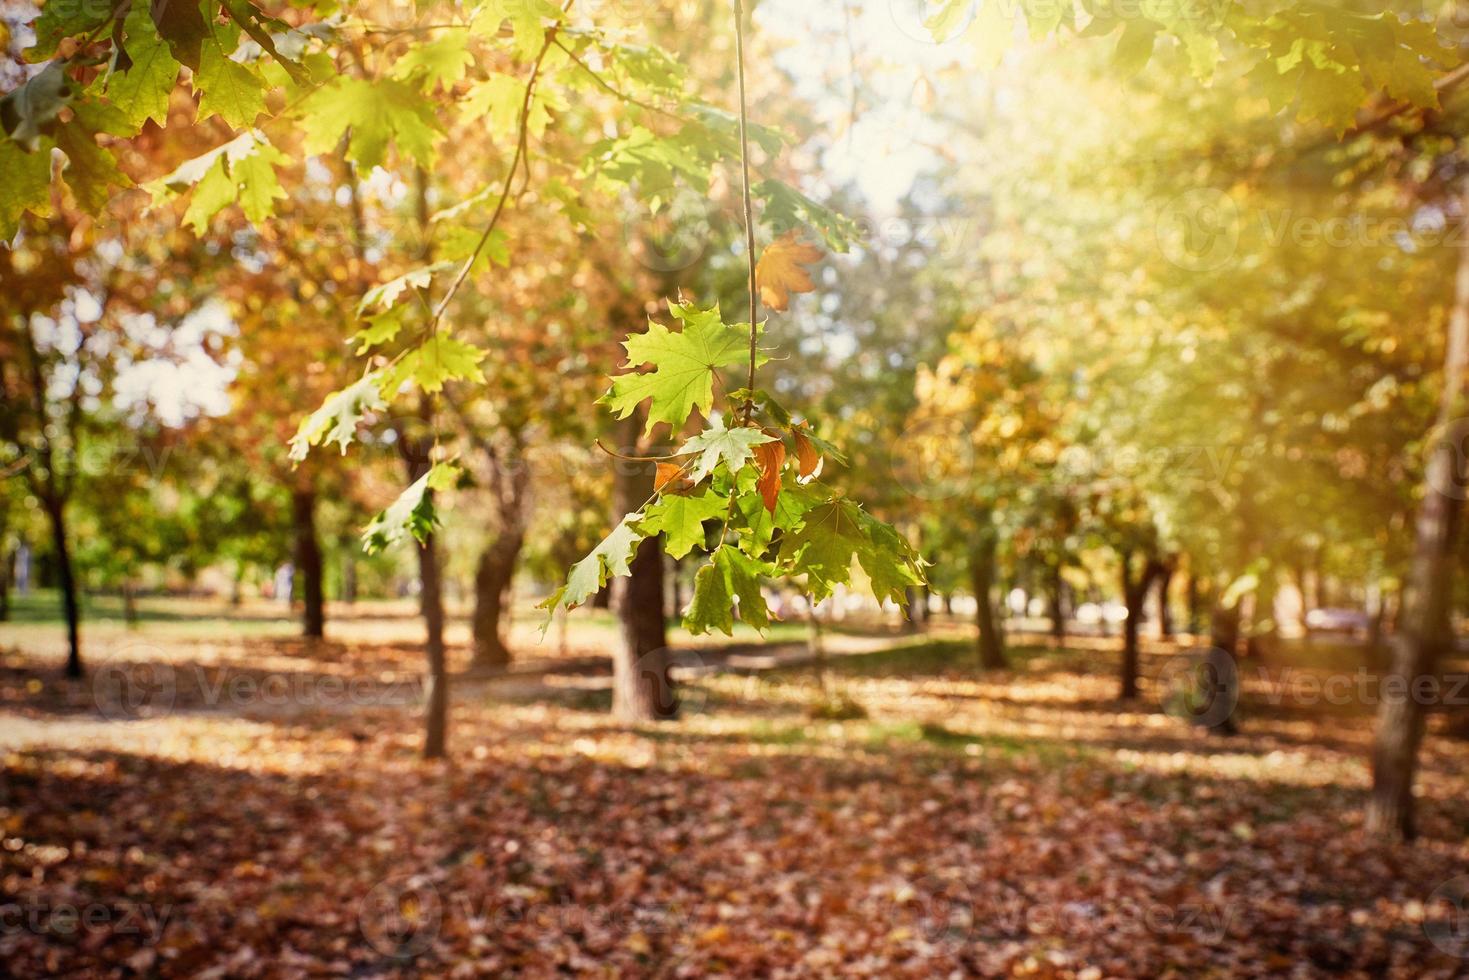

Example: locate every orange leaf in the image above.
[791,423,822,481]
[755,231,823,312]
[655,462,689,493]
[753,438,786,514]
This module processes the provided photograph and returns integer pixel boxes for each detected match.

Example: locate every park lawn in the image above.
[0,602,1466,977]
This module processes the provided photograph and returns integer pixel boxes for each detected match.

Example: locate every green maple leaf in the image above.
[684,546,774,636]
[0,137,55,240]
[394,34,474,93]
[382,335,488,395]
[359,263,456,314]
[471,0,562,60]
[362,463,462,554]
[195,22,267,128]
[289,372,387,461]
[352,309,406,355]
[777,499,923,606]
[148,133,286,232]
[677,416,775,483]
[299,77,441,170]
[603,301,753,434]
[734,470,821,556]
[105,5,183,129]
[540,514,648,622]
[777,499,865,601]
[54,119,131,214]
[639,489,728,559]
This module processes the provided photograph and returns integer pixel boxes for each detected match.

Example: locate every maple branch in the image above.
[551,38,683,120]
[733,0,760,424]
[594,440,678,462]
[428,2,574,333]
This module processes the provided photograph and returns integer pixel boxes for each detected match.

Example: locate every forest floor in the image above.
[1,595,1468,977]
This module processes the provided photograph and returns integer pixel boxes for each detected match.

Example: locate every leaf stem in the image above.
[733,0,760,424]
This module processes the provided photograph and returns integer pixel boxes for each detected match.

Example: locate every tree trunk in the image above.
[341,547,357,604]
[1367,184,1469,840]
[471,530,523,669]
[1048,563,1065,641]
[291,488,325,639]
[44,497,81,678]
[1120,554,1163,701]
[612,536,671,720]
[971,525,1005,670]
[415,528,449,759]
[1156,559,1175,639]
[122,580,138,628]
[1186,572,1201,635]
[0,547,11,622]
[904,585,926,632]
[610,417,672,721]
[1210,599,1241,658]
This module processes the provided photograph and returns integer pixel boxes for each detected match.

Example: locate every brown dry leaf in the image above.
[791,423,822,481]
[755,231,823,312]
[753,437,786,514]
[654,462,690,493]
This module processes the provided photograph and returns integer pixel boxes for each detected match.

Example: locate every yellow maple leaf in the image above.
[755,231,823,312]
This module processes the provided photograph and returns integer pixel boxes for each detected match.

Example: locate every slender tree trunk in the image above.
[904,585,925,632]
[1211,598,1241,658]
[291,487,325,639]
[611,417,672,721]
[471,530,523,669]
[1156,559,1175,639]
[0,547,11,622]
[122,579,138,628]
[971,523,1005,670]
[416,528,449,759]
[1048,563,1065,641]
[1186,572,1201,635]
[43,497,81,678]
[341,547,357,604]
[1367,185,1469,840]
[1120,555,1162,700]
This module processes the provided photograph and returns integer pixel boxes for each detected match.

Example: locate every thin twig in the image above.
[733,0,760,424]
[552,37,684,119]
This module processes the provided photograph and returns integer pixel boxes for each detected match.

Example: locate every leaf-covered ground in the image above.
[2,605,1467,977]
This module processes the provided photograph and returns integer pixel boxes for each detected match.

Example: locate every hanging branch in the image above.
[733,0,760,424]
